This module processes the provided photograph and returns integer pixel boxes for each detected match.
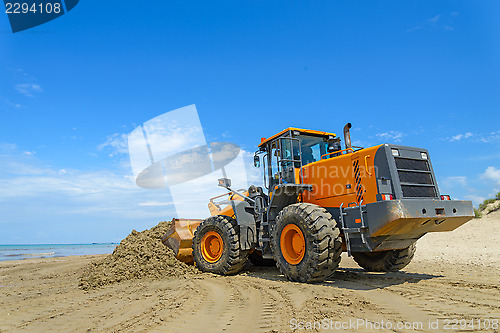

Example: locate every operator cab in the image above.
[254,128,341,191]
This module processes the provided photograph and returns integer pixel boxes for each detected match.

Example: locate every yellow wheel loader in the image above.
[162,124,474,283]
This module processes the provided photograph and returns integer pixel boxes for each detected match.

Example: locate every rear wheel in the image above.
[192,215,248,275]
[352,244,416,272]
[272,203,342,283]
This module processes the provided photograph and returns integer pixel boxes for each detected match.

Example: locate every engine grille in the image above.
[394,157,437,198]
[401,185,437,198]
[395,158,429,171]
[398,171,433,185]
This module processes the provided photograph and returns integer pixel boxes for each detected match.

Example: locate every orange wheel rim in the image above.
[201,231,224,263]
[280,224,305,265]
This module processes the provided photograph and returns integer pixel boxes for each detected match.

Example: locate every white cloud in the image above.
[15,83,42,97]
[98,133,129,155]
[444,130,500,143]
[464,194,486,206]
[0,143,17,151]
[438,168,500,206]
[376,131,405,143]
[480,130,500,143]
[242,149,264,187]
[449,132,473,142]
[407,13,457,33]
[351,139,367,148]
[441,176,467,187]
[0,97,23,110]
[138,201,174,207]
[429,14,441,23]
[0,146,175,222]
[0,129,264,242]
[482,166,500,186]
[0,136,264,228]
[140,105,207,163]
[437,175,472,201]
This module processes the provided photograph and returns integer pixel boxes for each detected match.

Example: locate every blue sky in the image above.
[1,1,499,244]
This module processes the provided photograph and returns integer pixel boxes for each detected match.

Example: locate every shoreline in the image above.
[0,243,117,262]
[0,253,110,263]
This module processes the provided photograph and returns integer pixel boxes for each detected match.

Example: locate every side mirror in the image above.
[253,155,260,168]
[218,178,231,189]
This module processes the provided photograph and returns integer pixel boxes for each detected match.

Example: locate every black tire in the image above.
[192,215,249,275]
[352,243,416,272]
[248,251,276,267]
[272,203,342,283]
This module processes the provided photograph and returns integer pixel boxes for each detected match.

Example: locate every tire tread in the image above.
[273,203,342,283]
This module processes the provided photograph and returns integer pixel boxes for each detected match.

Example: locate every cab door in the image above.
[280,137,301,184]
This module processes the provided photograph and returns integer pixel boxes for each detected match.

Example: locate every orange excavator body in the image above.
[162,125,473,266]
[301,144,383,208]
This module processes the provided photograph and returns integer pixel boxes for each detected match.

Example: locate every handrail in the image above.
[262,152,269,190]
[364,155,372,176]
[321,146,365,160]
[209,189,246,204]
[321,148,354,159]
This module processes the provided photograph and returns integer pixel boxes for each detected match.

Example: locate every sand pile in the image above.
[79,221,199,290]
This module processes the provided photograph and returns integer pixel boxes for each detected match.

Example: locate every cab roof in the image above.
[258,127,337,148]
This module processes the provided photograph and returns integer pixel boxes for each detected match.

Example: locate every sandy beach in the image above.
[1,210,499,333]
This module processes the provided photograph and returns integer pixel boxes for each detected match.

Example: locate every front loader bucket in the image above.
[161,218,203,264]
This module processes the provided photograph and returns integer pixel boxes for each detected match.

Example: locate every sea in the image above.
[0,243,118,261]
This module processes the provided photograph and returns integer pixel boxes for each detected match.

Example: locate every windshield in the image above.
[281,134,328,166]
[299,135,328,164]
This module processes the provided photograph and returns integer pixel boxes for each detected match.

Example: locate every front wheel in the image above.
[352,244,416,272]
[192,215,248,275]
[272,203,342,283]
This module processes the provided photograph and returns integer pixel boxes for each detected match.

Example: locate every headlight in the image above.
[391,149,399,156]
[421,152,428,159]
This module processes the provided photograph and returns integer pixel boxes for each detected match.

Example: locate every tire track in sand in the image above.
[152,275,290,333]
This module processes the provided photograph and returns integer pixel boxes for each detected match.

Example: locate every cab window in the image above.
[299,135,328,165]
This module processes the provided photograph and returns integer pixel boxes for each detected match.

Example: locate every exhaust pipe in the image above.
[343,123,352,150]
